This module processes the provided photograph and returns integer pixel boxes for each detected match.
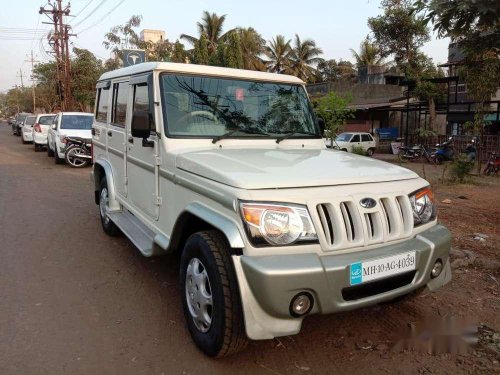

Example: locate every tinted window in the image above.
[133,84,150,112]
[39,115,55,125]
[25,116,36,125]
[336,133,352,142]
[361,134,371,142]
[60,115,94,130]
[96,88,109,122]
[112,82,129,126]
[160,74,318,138]
[351,135,360,142]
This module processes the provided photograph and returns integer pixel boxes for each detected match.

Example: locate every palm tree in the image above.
[350,37,385,67]
[288,34,323,82]
[237,27,266,71]
[181,11,234,54]
[264,35,292,73]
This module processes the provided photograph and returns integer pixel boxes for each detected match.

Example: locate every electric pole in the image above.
[16,69,25,88]
[26,51,40,113]
[39,0,74,111]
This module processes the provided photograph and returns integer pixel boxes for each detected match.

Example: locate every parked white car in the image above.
[329,132,377,156]
[47,112,94,164]
[92,62,451,357]
[21,115,37,144]
[32,113,56,151]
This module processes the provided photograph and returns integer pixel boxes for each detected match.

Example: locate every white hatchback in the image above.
[47,112,94,164]
[21,115,37,144]
[331,132,377,156]
[32,113,56,151]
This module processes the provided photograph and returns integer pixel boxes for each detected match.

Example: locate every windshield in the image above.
[25,116,36,125]
[336,133,353,142]
[17,114,28,122]
[39,115,55,125]
[60,115,93,130]
[160,74,319,139]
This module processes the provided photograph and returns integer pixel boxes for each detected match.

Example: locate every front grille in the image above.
[342,271,416,301]
[315,195,413,250]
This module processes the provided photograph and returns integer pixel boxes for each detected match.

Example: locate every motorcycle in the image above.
[64,137,92,168]
[483,152,499,175]
[432,137,454,164]
[398,144,433,163]
[462,138,477,162]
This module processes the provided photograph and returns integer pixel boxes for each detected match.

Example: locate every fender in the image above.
[185,202,245,249]
[93,157,121,212]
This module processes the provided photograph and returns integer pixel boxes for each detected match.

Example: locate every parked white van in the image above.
[91,62,451,357]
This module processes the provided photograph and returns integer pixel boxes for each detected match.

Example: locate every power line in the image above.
[73,0,95,18]
[72,0,109,28]
[76,0,126,34]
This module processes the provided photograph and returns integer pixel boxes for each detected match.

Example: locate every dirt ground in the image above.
[0,123,498,375]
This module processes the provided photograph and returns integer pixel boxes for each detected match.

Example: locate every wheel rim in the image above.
[99,188,110,225]
[185,257,213,333]
[67,148,86,167]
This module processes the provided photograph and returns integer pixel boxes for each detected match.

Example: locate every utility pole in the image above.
[39,0,74,111]
[26,51,40,113]
[16,69,25,88]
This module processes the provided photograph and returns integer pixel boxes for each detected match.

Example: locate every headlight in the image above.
[240,202,318,246]
[409,187,436,226]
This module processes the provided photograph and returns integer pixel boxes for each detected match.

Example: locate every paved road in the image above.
[0,123,482,374]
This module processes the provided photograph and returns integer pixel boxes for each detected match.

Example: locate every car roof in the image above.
[339,132,371,135]
[98,62,304,85]
[58,112,94,116]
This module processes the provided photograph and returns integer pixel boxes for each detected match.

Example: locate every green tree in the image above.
[103,15,143,66]
[192,32,210,65]
[288,34,323,82]
[171,41,188,63]
[6,87,32,113]
[316,59,356,82]
[32,61,60,112]
[72,47,104,111]
[237,27,266,71]
[315,92,355,145]
[350,36,385,67]
[181,11,234,55]
[224,32,244,69]
[265,35,292,73]
[368,0,430,77]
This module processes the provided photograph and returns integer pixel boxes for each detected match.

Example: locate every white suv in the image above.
[47,112,94,164]
[331,132,377,156]
[21,115,37,144]
[92,62,451,357]
[32,113,56,151]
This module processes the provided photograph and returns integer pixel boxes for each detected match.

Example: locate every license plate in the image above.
[349,251,416,286]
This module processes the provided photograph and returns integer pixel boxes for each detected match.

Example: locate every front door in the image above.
[107,80,129,196]
[126,81,158,220]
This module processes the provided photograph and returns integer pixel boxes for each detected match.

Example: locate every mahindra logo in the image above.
[360,198,377,209]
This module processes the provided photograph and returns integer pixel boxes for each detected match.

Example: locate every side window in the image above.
[361,134,371,142]
[96,88,109,122]
[133,84,149,112]
[351,135,360,142]
[111,82,129,127]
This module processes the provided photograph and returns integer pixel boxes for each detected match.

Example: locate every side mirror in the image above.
[131,110,151,139]
[317,117,325,135]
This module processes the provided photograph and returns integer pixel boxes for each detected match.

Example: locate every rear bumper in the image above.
[235,224,451,339]
[33,132,47,145]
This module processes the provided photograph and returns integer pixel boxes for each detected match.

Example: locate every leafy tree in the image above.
[350,36,385,67]
[32,61,60,112]
[5,87,32,113]
[288,34,323,82]
[103,15,143,65]
[224,32,244,69]
[316,59,356,82]
[181,11,234,55]
[315,92,355,145]
[71,48,104,111]
[171,41,188,63]
[368,0,430,77]
[237,27,266,71]
[192,32,210,65]
[265,35,292,73]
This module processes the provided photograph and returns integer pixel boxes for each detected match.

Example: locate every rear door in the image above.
[108,79,129,197]
[361,134,373,151]
[47,114,59,149]
[350,134,361,151]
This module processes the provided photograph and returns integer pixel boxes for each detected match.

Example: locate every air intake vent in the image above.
[340,201,358,242]
[317,204,335,245]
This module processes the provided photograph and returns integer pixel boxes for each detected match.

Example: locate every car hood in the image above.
[176,147,418,189]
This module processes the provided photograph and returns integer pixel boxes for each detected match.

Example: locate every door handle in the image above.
[128,137,134,144]
[107,130,112,137]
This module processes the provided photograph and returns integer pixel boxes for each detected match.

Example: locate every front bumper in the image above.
[235,224,451,339]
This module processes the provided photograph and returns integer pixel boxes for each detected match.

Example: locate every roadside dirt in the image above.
[0,124,498,374]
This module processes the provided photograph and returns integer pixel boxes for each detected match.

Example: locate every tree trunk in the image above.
[428,97,436,133]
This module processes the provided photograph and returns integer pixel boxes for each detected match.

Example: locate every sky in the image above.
[0,0,450,92]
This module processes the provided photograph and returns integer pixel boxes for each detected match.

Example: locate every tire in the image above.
[341,148,348,152]
[398,151,406,162]
[21,134,28,144]
[366,148,375,157]
[435,155,444,165]
[65,145,90,168]
[54,148,64,164]
[34,143,41,152]
[180,230,248,357]
[47,142,54,157]
[484,164,493,176]
[98,177,120,236]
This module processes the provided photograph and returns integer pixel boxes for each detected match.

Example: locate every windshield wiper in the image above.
[275,131,318,144]
[212,128,270,144]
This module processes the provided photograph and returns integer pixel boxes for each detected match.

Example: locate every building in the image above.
[140,29,166,44]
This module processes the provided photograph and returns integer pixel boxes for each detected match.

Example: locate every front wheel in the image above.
[65,145,90,168]
[180,231,247,357]
[366,148,375,157]
[398,151,407,162]
[98,177,120,236]
[47,142,54,157]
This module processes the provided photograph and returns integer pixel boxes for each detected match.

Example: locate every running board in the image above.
[108,210,167,257]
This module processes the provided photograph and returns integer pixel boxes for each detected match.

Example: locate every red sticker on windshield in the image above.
[235,88,244,101]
